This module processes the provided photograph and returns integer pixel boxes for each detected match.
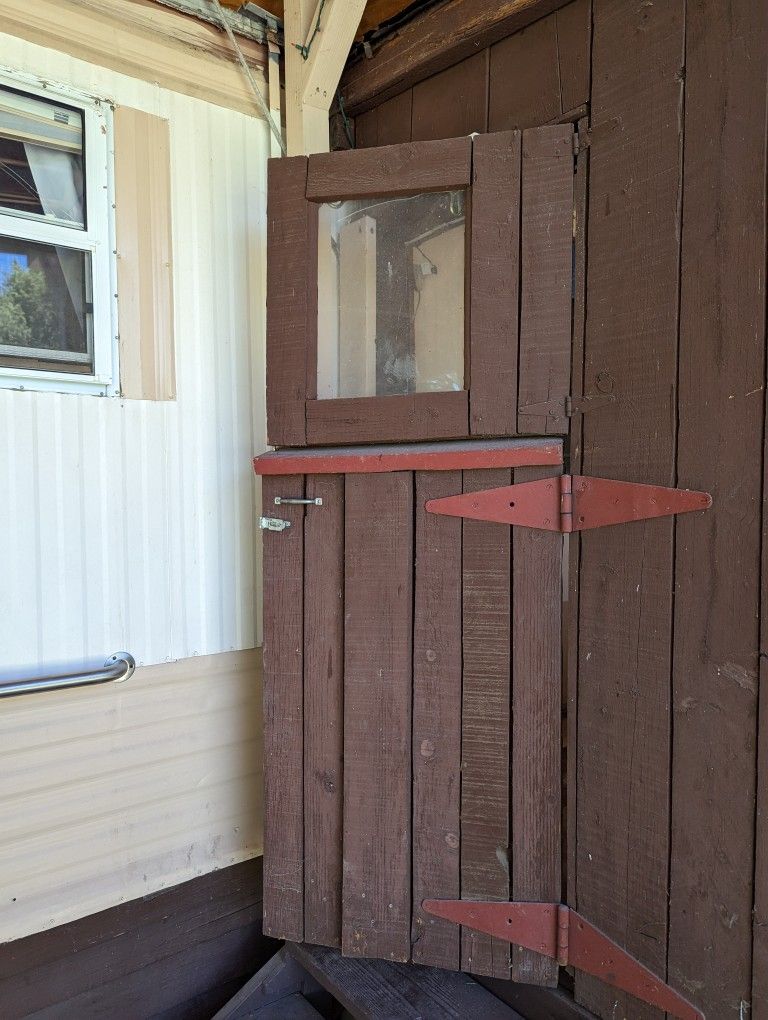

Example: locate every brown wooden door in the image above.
[259,440,563,985]
[260,124,576,986]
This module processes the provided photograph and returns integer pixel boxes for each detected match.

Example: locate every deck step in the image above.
[244,991,324,1019]
[285,942,526,1020]
[212,948,331,1020]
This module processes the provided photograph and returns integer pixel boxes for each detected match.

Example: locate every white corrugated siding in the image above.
[0,32,268,669]
[0,32,268,942]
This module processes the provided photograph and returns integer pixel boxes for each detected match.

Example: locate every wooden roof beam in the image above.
[284,0,366,155]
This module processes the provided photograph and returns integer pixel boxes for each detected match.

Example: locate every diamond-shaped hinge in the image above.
[425,475,712,532]
[422,899,705,1020]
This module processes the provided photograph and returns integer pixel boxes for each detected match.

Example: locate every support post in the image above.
[284,0,366,155]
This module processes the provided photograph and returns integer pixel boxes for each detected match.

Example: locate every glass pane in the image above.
[0,88,85,228]
[317,191,465,399]
[0,236,92,367]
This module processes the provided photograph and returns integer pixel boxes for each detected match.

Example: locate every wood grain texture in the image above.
[262,475,305,942]
[340,0,574,115]
[469,131,521,436]
[669,1,767,1015]
[554,0,591,114]
[342,472,413,962]
[255,438,563,476]
[411,471,462,970]
[565,115,589,910]
[303,475,344,948]
[510,465,561,987]
[460,468,511,978]
[266,157,310,446]
[575,2,685,1016]
[517,125,574,435]
[354,91,414,149]
[287,942,525,1020]
[488,13,562,131]
[411,52,488,141]
[114,106,175,401]
[306,137,472,201]
[306,392,469,445]
[0,859,275,1020]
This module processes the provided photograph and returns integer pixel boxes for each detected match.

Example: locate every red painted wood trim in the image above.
[253,438,563,476]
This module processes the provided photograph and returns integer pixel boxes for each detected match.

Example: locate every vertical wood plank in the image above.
[354,91,414,149]
[461,467,511,978]
[262,474,305,942]
[670,1,767,1015]
[411,51,489,141]
[304,474,345,948]
[411,470,462,970]
[565,115,589,910]
[575,3,685,1017]
[555,0,591,115]
[342,472,413,963]
[488,14,562,132]
[517,124,574,436]
[266,157,310,446]
[469,131,521,437]
[510,464,561,987]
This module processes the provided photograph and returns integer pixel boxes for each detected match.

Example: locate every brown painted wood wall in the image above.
[342,0,768,1016]
[0,859,277,1020]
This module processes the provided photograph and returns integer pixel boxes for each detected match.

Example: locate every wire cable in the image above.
[209,0,286,155]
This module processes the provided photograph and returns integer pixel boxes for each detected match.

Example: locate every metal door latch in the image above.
[260,517,291,532]
[274,496,323,506]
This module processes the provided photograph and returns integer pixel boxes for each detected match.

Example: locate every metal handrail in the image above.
[0,652,136,698]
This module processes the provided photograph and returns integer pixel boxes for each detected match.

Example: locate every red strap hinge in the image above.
[425,474,712,532]
[422,899,704,1020]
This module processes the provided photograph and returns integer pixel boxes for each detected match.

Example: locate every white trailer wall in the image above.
[0,20,268,942]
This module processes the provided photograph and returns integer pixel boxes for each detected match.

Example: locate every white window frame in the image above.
[0,68,117,396]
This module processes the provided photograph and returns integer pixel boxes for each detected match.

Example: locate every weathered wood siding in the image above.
[344,0,768,1014]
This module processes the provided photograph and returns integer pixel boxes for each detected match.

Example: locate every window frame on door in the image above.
[265,127,575,449]
[0,69,117,396]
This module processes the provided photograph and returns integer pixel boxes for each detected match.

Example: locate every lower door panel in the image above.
[261,464,562,983]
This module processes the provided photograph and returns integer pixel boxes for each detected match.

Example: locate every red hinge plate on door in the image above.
[425,474,712,532]
[422,899,704,1020]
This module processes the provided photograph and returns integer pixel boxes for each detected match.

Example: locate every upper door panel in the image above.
[266,127,575,447]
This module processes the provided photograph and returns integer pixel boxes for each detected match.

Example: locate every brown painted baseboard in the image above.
[0,857,278,1020]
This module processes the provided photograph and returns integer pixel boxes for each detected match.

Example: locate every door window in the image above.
[316,190,465,400]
